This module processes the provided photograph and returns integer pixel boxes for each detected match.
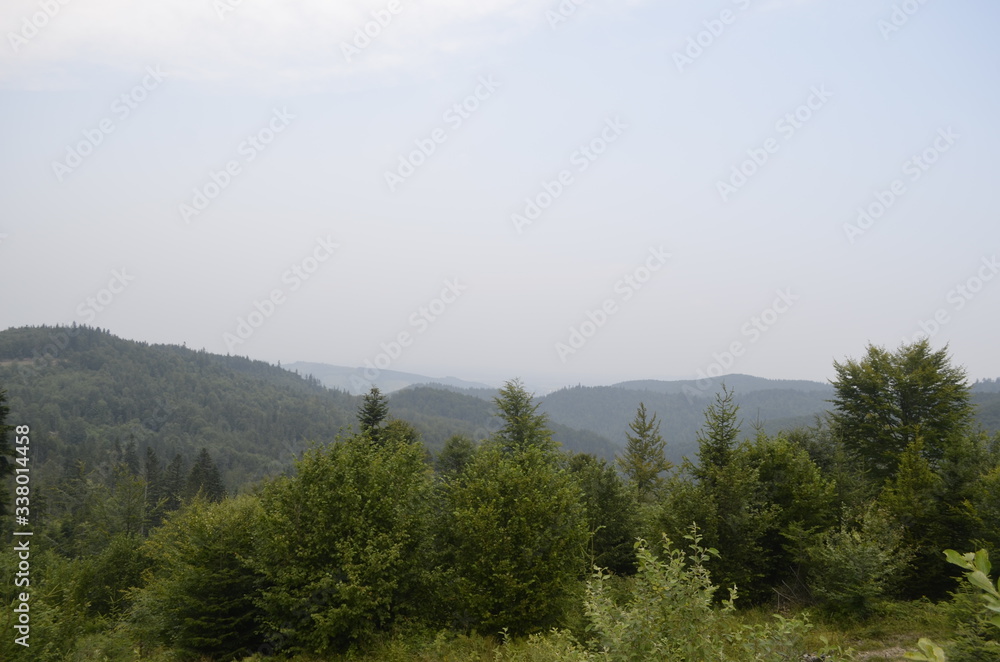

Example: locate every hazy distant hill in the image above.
[389,386,619,460]
[0,326,357,488]
[285,361,493,395]
[0,327,614,487]
[535,383,831,463]
[537,376,1000,463]
[615,374,834,395]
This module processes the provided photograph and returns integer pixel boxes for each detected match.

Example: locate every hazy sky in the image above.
[1,0,998,390]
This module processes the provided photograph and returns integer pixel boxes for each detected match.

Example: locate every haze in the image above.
[1,0,998,389]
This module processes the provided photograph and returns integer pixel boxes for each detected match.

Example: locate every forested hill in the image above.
[536,384,832,463]
[0,325,619,488]
[521,375,998,464]
[0,325,359,489]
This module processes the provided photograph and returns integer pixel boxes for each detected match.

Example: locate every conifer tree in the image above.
[493,378,554,453]
[357,386,390,441]
[186,447,226,502]
[694,385,741,486]
[618,402,672,501]
[163,453,186,511]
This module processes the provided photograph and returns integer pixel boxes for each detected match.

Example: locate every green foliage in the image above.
[568,453,639,576]
[694,385,741,484]
[436,434,476,476]
[794,505,911,617]
[908,549,1000,661]
[440,442,588,635]
[358,385,390,439]
[130,494,266,660]
[494,378,555,453]
[617,403,671,502]
[254,429,435,655]
[743,431,837,596]
[0,386,13,518]
[183,446,225,501]
[830,340,974,481]
[0,325,355,490]
[944,550,1000,629]
[583,528,812,661]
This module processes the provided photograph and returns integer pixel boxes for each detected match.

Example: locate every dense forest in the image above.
[1,326,999,661]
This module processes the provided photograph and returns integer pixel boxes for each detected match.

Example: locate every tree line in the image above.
[0,339,998,660]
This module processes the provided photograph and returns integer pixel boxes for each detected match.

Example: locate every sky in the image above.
[1,0,998,392]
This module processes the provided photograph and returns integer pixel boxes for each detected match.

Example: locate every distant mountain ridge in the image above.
[3,327,997,480]
[285,361,492,395]
[614,374,834,395]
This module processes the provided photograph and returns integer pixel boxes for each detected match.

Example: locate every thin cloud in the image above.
[0,0,554,91]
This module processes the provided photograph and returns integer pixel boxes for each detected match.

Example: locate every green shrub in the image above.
[796,505,912,618]
[583,527,814,661]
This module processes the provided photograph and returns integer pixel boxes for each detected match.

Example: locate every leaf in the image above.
[974,549,992,576]
[968,571,995,594]
[904,638,946,662]
[944,549,970,569]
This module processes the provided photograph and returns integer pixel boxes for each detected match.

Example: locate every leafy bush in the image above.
[583,527,814,661]
[795,505,912,617]
[253,430,436,656]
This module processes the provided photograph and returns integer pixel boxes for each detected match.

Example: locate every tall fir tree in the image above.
[694,384,741,486]
[357,386,390,442]
[492,378,554,453]
[186,447,226,502]
[618,402,672,502]
[163,453,186,511]
[144,446,164,525]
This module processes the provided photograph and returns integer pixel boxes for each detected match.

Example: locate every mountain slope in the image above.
[0,326,359,488]
[285,361,492,394]
[0,326,615,487]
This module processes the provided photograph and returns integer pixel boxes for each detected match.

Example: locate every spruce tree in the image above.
[163,453,186,511]
[492,378,554,453]
[618,402,672,501]
[694,385,741,486]
[144,446,164,524]
[186,447,226,502]
[357,386,390,441]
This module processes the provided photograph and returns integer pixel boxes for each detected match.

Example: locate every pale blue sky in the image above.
[1,0,998,390]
